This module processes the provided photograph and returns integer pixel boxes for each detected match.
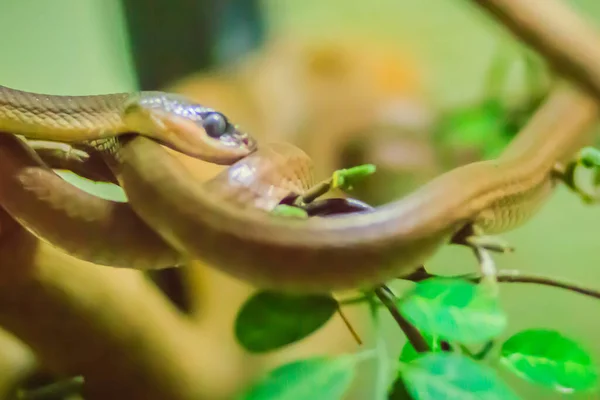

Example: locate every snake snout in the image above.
[124,92,258,164]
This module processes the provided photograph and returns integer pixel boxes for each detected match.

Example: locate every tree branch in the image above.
[466,269,600,300]
[0,210,240,400]
[471,0,600,102]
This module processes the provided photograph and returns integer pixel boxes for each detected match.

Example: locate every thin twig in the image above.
[470,246,500,296]
[471,246,497,278]
[337,294,371,306]
[465,269,600,300]
[335,304,363,345]
[296,179,333,205]
[373,285,430,353]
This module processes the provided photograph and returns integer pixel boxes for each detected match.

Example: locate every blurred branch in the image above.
[0,210,239,400]
[471,0,600,102]
[0,329,36,399]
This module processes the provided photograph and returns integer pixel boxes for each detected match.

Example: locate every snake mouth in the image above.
[228,128,257,152]
[240,133,257,151]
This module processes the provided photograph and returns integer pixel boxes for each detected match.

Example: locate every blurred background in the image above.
[1,0,600,398]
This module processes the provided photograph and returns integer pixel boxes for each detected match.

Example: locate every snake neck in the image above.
[0,85,131,141]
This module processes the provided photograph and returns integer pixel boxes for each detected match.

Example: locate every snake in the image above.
[0,84,254,163]
[0,83,597,293]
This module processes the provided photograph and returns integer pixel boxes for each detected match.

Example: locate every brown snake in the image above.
[0,83,597,293]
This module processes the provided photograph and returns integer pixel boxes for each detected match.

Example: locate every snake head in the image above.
[123,92,257,164]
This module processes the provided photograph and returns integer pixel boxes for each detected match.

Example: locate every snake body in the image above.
[102,85,598,292]
[0,85,255,162]
[0,134,183,269]
[0,83,597,293]
[0,85,128,140]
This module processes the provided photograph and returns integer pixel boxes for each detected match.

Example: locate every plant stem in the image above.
[374,285,430,353]
[296,179,333,205]
[465,269,600,300]
[336,304,363,345]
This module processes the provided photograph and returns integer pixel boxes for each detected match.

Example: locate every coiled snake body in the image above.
[0,84,596,293]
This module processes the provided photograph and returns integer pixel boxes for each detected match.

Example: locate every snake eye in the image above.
[201,112,229,138]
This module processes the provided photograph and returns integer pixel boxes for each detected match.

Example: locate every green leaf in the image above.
[399,334,445,363]
[436,101,503,145]
[388,376,412,400]
[398,278,507,343]
[271,205,308,219]
[332,164,377,191]
[500,329,598,393]
[240,355,357,400]
[578,146,600,169]
[435,100,512,160]
[400,353,520,399]
[235,291,337,353]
